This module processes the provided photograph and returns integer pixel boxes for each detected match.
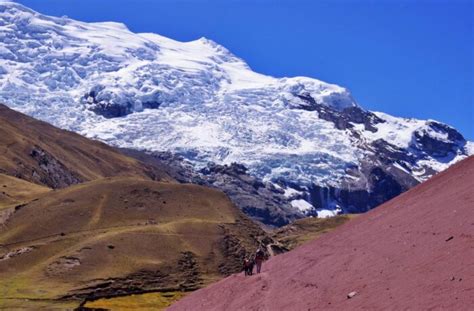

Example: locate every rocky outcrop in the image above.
[200,163,301,226]
[295,92,384,132]
[83,90,134,118]
[28,146,83,188]
[411,121,466,158]
[120,149,302,227]
[119,118,470,224]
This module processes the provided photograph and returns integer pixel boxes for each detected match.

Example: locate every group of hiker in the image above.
[243,247,265,276]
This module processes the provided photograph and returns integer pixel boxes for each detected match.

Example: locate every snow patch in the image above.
[284,187,304,198]
[316,208,342,219]
[365,112,425,149]
[291,199,314,213]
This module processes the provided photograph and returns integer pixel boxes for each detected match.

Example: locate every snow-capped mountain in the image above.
[1,2,472,223]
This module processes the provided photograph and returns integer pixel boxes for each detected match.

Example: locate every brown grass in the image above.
[84,291,187,310]
[0,104,171,188]
[272,215,355,250]
[0,174,51,211]
[0,177,267,309]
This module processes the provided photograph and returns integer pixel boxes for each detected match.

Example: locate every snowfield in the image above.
[0,2,472,217]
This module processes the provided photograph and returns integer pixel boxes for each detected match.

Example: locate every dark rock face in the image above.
[411,121,466,158]
[142,101,162,109]
[120,149,302,227]
[83,89,162,118]
[89,101,133,118]
[199,162,299,226]
[83,90,133,118]
[28,146,82,188]
[295,92,384,132]
[309,166,407,214]
[289,92,470,215]
[119,93,470,225]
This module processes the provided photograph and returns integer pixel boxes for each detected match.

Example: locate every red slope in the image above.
[170,156,474,311]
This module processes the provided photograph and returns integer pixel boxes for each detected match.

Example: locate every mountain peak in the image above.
[0,3,471,218]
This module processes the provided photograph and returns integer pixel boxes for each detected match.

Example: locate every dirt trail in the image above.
[1,219,232,250]
[88,194,108,227]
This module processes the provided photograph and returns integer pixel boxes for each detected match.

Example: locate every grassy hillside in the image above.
[84,291,186,310]
[273,215,353,250]
[0,177,269,309]
[0,173,50,211]
[0,104,171,188]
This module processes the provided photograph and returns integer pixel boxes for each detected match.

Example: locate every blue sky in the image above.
[15,0,474,139]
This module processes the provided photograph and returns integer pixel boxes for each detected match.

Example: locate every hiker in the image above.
[255,248,265,274]
[243,257,254,276]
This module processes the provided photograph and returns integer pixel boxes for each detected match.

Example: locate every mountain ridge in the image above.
[0,104,170,188]
[0,2,472,218]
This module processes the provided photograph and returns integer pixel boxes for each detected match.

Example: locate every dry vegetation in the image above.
[0,104,171,189]
[273,215,354,250]
[0,173,50,211]
[0,177,269,309]
[84,291,187,310]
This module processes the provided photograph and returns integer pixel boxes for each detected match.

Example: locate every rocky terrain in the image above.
[1,2,472,223]
[170,155,474,310]
[121,149,302,227]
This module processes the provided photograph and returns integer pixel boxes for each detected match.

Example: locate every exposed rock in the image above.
[295,92,384,132]
[0,246,34,261]
[347,291,357,299]
[411,121,466,158]
[46,256,81,276]
[120,149,302,227]
[29,146,83,188]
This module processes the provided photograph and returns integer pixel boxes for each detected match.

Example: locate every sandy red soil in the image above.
[170,156,474,310]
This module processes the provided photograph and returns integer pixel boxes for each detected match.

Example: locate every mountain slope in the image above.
[272,215,353,251]
[0,177,270,309]
[0,104,170,188]
[170,156,474,310]
[0,2,472,217]
[0,173,50,210]
[121,149,303,227]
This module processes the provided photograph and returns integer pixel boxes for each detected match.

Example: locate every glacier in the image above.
[0,2,472,220]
